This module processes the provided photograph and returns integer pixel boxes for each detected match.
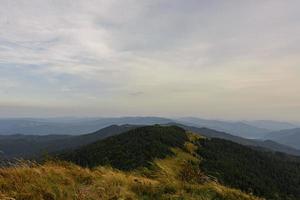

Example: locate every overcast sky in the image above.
[0,0,299,120]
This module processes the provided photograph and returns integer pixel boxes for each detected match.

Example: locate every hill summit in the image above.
[59,125,189,170]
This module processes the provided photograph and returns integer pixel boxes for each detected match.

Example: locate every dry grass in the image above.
[0,160,157,200]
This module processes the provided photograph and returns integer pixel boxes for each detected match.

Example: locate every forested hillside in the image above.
[0,125,136,158]
[198,138,300,200]
[59,125,188,170]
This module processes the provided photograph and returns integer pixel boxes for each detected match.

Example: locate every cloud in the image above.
[0,0,300,120]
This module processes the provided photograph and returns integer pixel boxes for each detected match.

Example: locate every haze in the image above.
[0,0,299,121]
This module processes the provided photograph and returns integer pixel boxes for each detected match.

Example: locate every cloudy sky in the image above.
[0,0,300,120]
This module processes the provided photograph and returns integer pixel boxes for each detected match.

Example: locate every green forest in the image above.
[59,125,189,170]
[197,138,300,200]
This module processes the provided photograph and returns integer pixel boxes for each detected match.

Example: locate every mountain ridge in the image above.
[2,123,300,160]
[178,117,269,139]
[264,128,300,150]
[0,124,137,158]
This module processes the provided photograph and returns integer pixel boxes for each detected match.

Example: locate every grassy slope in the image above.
[0,132,261,200]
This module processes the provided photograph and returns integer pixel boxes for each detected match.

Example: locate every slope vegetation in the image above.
[181,124,300,156]
[0,125,136,158]
[198,138,300,200]
[59,125,189,170]
[0,125,261,200]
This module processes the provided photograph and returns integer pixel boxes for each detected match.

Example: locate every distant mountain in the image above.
[0,117,172,135]
[2,122,300,159]
[175,123,300,156]
[177,117,269,139]
[0,124,137,158]
[264,128,300,150]
[243,120,299,131]
[3,117,298,141]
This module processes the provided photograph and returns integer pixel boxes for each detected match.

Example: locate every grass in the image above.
[0,133,263,200]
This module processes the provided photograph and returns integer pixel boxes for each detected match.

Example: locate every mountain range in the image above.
[178,117,269,138]
[0,117,172,135]
[263,128,300,150]
[1,123,300,160]
[242,120,299,131]
[0,117,289,137]
[176,123,300,156]
[1,116,299,155]
[0,124,137,158]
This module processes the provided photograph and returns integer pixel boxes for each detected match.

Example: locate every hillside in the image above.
[175,123,300,156]
[198,138,300,200]
[59,125,189,170]
[0,134,71,158]
[0,125,260,200]
[0,125,136,158]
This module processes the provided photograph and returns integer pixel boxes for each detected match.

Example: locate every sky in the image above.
[0,0,300,121]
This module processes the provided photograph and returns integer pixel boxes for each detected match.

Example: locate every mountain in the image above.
[5,117,295,140]
[178,117,269,139]
[0,125,261,200]
[58,125,300,200]
[243,120,299,131]
[198,138,300,200]
[0,117,173,135]
[59,125,188,170]
[264,128,300,150]
[2,122,300,159]
[0,124,137,158]
[175,123,300,156]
